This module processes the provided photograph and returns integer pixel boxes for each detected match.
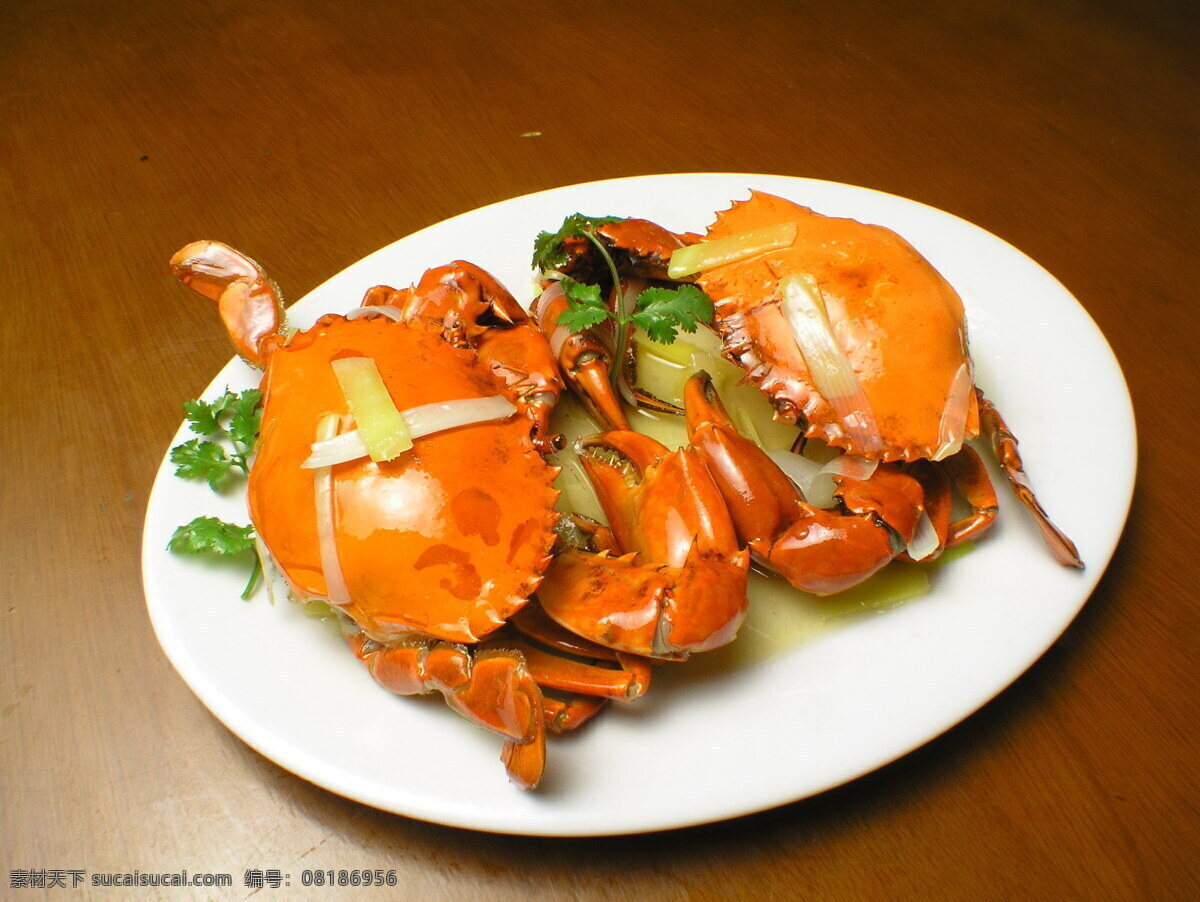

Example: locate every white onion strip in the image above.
[933,361,972,461]
[345,305,405,321]
[313,414,353,607]
[536,282,572,358]
[780,274,883,455]
[301,395,518,468]
[766,449,879,508]
[906,511,941,561]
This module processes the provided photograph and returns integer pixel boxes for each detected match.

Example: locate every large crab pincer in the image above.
[682,372,928,595]
[537,421,751,662]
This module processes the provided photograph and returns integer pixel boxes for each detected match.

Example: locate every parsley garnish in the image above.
[170,388,262,489]
[558,276,714,346]
[534,213,715,386]
[532,213,623,273]
[168,387,264,599]
[168,516,261,599]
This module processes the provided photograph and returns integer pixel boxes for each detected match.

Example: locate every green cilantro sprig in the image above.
[533,214,715,386]
[557,277,714,345]
[170,388,262,489]
[167,387,264,599]
[168,516,261,599]
[532,213,622,273]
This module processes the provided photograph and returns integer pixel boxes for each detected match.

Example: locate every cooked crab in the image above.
[693,191,1081,570]
[171,243,656,788]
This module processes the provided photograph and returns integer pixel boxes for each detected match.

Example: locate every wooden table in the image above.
[5,0,1197,898]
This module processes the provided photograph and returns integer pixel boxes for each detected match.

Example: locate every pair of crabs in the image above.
[170,191,1080,789]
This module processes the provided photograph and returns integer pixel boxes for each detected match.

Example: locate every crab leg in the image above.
[976,391,1084,568]
[541,694,608,733]
[169,240,285,367]
[684,372,924,596]
[346,631,546,790]
[902,459,953,560]
[939,445,1000,547]
[491,640,647,701]
[510,602,655,697]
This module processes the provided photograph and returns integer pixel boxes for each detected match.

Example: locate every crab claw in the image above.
[170,241,285,367]
[537,430,749,659]
[534,282,631,432]
[684,372,924,596]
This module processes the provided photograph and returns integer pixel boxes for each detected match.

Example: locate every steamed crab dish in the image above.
[168,187,1082,791]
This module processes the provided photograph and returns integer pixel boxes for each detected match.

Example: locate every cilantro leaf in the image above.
[226,389,263,451]
[168,516,261,599]
[168,516,256,556]
[555,276,611,332]
[532,213,623,272]
[173,388,262,488]
[183,394,234,436]
[630,285,716,344]
[170,439,235,489]
[557,304,610,333]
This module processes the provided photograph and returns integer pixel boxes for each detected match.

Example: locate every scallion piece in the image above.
[666,221,797,279]
[330,356,412,462]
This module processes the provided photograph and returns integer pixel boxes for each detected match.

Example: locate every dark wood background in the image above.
[4,0,1197,898]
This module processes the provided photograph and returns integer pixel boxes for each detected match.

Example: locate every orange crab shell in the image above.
[250,314,560,644]
[697,191,980,461]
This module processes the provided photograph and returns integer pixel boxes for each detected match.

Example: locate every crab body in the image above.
[545,192,1081,575]
[250,315,560,643]
[697,191,978,462]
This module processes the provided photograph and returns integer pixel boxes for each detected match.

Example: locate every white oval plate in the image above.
[143,174,1135,836]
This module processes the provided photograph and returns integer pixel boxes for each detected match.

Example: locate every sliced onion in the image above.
[933,361,972,461]
[345,305,405,321]
[313,414,353,607]
[766,449,879,508]
[401,395,517,438]
[765,448,823,498]
[302,431,369,469]
[905,511,940,561]
[667,221,798,279]
[536,282,573,358]
[779,274,883,455]
[301,395,518,468]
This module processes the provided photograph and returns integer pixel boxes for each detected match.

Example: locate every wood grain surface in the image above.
[3,0,1197,898]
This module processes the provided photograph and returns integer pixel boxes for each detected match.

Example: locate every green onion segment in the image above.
[667,222,798,279]
[330,356,412,462]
